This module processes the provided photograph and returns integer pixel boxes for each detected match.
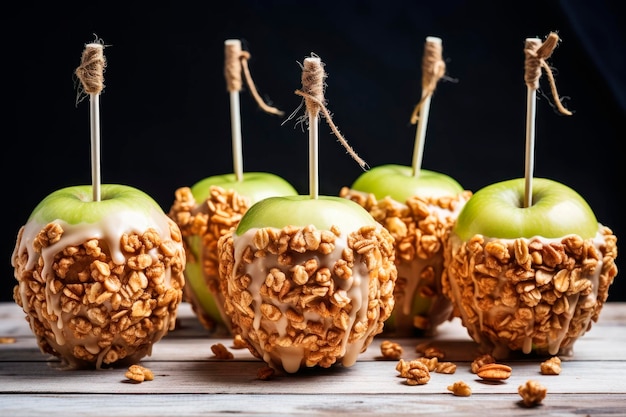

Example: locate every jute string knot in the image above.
[293,55,368,169]
[224,40,284,116]
[75,36,106,104]
[410,39,446,125]
[524,32,572,115]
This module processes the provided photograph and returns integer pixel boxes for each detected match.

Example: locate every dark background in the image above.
[4,1,624,302]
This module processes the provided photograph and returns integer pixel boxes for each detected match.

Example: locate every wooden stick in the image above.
[411,36,445,178]
[75,41,106,202]
[224,39,244,182]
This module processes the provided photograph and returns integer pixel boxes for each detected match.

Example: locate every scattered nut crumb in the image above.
[416,356,438,371]
[125,364,154,383]
[447,380,472,397]
[518,380,547,406]
[380,340,403,360]
[396,359,430,385]
[257,366,275,380]
[422,346,445,360]
[435,361,457,374]
[471,353,496,373]
[0,337,16,344]
[540,356,562,375]
[232,334,247,349]
[211,343,234,359]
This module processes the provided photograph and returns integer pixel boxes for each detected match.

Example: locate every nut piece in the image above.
[396,359,431,385]
[211,343,234,360]
[447,380,472,397]
[518,380,547,406]
[125,364,154,382]
[476,363,512,381]
[471,353,496,373]
[540,356,562,375]
[257,366,275,380]
[435,361,457,374]
[380,340,403,360]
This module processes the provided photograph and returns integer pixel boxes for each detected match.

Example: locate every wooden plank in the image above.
[1,393,626,417]
[2,358,626,395]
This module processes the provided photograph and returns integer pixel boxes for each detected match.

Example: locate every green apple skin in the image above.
[350,164,463,201]
[237,195,378,235]
[185,172,298,328]
[28,184,163,225]
[453,177,598,241]
[190,172,297,206]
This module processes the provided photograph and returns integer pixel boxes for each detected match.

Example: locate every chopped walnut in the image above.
[447,380,472,397]
[257,366,275,380]
[471,353,496,373]
[211,343,234,359]
[518,380,547,406]
[380,340,403,360]
[125,364,154,382]
[540,356,562,375]
[435,361,457,374]
[396,358,431,385]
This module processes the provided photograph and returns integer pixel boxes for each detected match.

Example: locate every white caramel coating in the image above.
[217,223,397,373]
[11,208,186,369]
[340,187,472,335]
[442,226,618,358]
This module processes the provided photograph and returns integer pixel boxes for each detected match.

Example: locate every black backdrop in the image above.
[4,1,624,302]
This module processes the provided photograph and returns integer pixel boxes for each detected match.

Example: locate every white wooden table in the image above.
[1,301,625,416]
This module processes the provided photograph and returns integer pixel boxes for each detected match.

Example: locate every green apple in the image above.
[350,164,463,201]
[348,163,467,335]
[236,195,377,235]
[190,172,297,205]
[26,184,166,227]
[13,183,185,369]
[181,172,298,329]
[453,177,598,241]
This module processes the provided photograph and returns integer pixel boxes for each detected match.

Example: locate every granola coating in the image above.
[340,187,471,336]
[168,185,249,331]
[217,223,397,373]
[442,226,618,358]
[12,216,185,369]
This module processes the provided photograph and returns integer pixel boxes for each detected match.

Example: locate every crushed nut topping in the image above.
[442,228,618,357]
[518,380,547,406]
[125,364,154,382]
[540,356,562,375]
[169,185,250,330]
[12,219,186,370]
[218,222,397,373]
[341,187,472,336]
[447,380,472,397]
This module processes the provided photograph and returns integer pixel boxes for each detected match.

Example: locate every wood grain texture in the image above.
[1,302,625,416]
